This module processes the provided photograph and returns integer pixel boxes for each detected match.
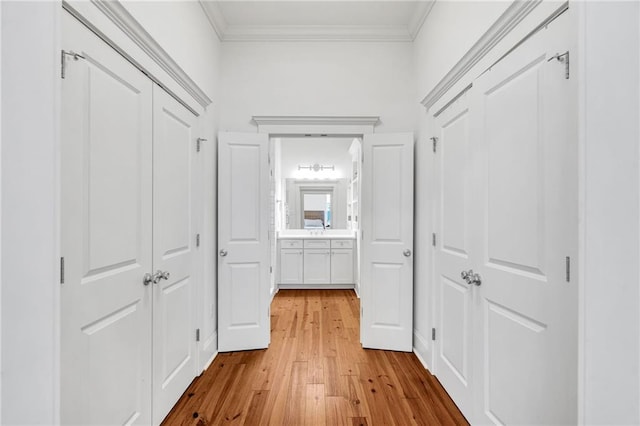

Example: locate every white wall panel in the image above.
[580,1,640,423]
[1,2,60,424]
[219,41,414,132]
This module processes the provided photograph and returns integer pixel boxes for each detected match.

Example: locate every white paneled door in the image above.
[432,11,577,424]
[152,86,198,424]
[433,91,475,418]
[61,12,200,426]
[471,12,577,425]
[361,133,414,352]
[61,12,153,425]
[218,132,271,352]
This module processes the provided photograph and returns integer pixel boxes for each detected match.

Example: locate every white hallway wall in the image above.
[218,41,415,132]
[580,1,639,423]
[1,2,60,424]
[0,1,221,424]
[280,137,352,180]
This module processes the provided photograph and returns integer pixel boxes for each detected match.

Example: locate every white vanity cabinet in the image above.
[330,240,354,284]
[280,239,304,285]
[278,237,355,288]
[303,239,331,284]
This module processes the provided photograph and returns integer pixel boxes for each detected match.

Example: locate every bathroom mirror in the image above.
[285,179,348,229]
[301,190,333,229]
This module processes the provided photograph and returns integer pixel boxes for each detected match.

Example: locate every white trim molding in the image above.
[89,0,212,109]
[202,331,218,371]
[420,0,542,110]
[199,0,226,41]
[252,115,380,135]
[221,25,413,42]
[407,1,436,41]
[200,0,434,42]
[413,329,432,372]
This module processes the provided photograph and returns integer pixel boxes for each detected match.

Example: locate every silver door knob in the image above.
[152,270,170,284]
[219,249,228,257]
[461,269,482,286]
[143,273,154,286]
[403,249,412,257]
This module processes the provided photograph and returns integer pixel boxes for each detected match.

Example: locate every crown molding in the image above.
[408,1,435,40]
[420,0,542,110]
[199,0,226,41]
[252,116,380,134]
[222,25,412,42]
[199,1,431,42]
[253,116,380,126]
[91,0,212,108]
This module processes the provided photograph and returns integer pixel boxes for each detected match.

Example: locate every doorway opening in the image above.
[217,126,414,354]
[270,136,362,297]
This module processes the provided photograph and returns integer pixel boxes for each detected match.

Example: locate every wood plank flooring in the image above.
[162,289,468,425]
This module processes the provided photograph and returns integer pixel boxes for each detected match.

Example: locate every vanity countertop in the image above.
[277,230,356,240]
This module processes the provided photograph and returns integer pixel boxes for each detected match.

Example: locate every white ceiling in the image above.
[200,1,435,41]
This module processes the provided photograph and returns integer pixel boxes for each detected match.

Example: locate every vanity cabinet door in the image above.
[303,249,331,284]
[331,249,354,284]
[280,249,303,284]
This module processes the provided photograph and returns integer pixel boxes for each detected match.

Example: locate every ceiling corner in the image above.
[407,0,436,41]
[199,0,227,41]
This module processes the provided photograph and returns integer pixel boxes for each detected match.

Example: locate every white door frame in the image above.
[251,117,415,351]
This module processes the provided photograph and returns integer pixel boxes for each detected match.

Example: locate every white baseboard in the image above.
[413,329,432,372]
[278,284,355,290]
[201,331,218,372]
[203,350,218,372]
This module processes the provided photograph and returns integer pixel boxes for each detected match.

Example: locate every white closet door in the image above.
[433,91,475,418]
[151,86,199,424]
[61,11,153,425]
[470,11,577,425]
[361,133,414,352]
[218,132,271,352]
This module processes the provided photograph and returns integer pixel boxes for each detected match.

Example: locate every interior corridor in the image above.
[163,290,467,425]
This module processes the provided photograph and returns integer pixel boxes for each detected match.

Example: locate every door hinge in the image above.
[270,266,273,274]
[61,50,85,79]
[565,256,571,282]
[196,137,207,152]
[548,51,570,79]
[432,233,437,247]
[361,305,363,318]
[432,328,436,341]
[430,137,438,153]
[196,328,200,342]
[60,257,65,284]
[196,234,200,247]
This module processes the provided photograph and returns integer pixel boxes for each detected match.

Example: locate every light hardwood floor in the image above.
[162,289,468,425]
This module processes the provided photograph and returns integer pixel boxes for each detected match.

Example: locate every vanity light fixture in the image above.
[298,163,335,172]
